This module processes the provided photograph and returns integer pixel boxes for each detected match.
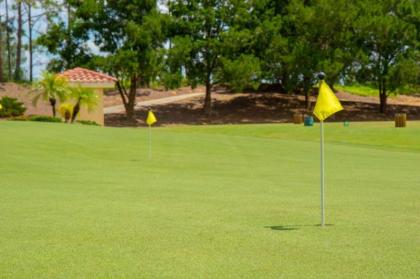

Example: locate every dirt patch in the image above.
[103,86,206,107]
[105,91,420,127]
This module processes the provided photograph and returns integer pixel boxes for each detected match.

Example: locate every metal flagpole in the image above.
[148,125,152,160]
[320,120,325,227]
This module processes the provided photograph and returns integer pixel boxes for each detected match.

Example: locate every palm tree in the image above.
[69,86,98,123]
[33,72,69,117]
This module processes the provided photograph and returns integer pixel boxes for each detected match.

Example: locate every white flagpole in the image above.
[320,120,325,227]
[148,125,152,160]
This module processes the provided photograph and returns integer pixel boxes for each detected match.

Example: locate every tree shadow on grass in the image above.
[265,224,334,231]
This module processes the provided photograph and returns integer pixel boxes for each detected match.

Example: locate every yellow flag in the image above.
[0,104,2,110]
[313,80,343,121]
[146,110,157,126]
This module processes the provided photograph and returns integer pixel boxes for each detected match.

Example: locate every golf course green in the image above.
[0,121,419,278]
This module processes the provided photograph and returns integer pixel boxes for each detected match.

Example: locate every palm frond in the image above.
[70,86,98,112]
[34,72,70,105]
[32,93,42,107]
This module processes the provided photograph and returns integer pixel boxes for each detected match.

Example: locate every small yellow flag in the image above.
[146,110,157,126]
[313,80,343,121]
[0,104,2,110]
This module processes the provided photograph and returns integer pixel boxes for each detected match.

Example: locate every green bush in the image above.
[219,55,261,92]
[76,120,100,126]
[29,115,63,123]
[9,115,99,126]
[0,97,26,117]
[59,103,74,123]
[161,72,183,90]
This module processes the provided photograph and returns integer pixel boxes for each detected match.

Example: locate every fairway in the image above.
[0,121,419,278]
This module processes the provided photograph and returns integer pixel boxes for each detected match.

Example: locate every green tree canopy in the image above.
[353,0,419,112]
[69,0,167,119]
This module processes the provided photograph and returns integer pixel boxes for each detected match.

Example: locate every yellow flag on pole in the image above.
[313,80,343,121]
[146,110,157,126]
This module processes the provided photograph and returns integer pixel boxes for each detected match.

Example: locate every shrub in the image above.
[161,72,183,90]
[29,115,63,123]
[76,120,100,126]
[59,103,74,123]
[0,97,26,117]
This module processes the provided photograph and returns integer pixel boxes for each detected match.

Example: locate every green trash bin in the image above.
[304,115,314,126]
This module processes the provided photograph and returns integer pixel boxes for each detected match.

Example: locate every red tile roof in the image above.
[59,67,117,83]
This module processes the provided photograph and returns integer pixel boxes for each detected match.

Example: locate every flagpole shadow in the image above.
[265,225,300,231]
[265,224,334,231]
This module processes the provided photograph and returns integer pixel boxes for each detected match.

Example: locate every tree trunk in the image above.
[303,76,311,111]
[14,1,23,81]
[0,23,3,82]
[64,111,71,123]
[126,75,137,119]
[28,2,33,82]
[65,1,72,69]
[5,0,12,80]
[378,76,387,113]
[203,77,212,115]
[116,80,129,109]
[67,2,71,33]
[304,90,310,111]
[49,98,57,117]
[71,99,81,123]
[379,92,387,113]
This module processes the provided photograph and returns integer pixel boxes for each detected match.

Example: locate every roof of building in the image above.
[59,67,117,83]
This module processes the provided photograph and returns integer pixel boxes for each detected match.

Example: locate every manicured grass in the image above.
[336,84,380,97]
[336,83,419,97]
[0,121,419,278]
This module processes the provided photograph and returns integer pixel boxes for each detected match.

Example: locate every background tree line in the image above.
[0,0,63,82]
[1,0,419,117]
